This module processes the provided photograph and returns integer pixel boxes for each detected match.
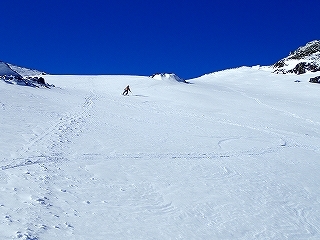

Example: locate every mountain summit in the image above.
[273,40,320,74]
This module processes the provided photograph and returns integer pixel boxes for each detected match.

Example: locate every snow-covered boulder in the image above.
[273,40,320,74]
[150,73,186,83]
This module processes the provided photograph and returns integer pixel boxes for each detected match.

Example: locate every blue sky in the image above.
[1,0,319,79]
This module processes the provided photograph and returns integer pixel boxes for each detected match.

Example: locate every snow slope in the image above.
[1,68,320,239]
[0,61,21,77]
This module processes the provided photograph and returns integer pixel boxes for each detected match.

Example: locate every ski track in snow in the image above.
[1,72,320,239]
[0,88,97,239]
[218,84,320,156]
[231,86,320,127]
[1,92,95,170]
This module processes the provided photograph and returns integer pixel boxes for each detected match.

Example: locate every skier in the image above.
[122,85,131,96]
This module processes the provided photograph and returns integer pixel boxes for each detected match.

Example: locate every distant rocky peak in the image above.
[287,40,320,60]
[273,40,320,75]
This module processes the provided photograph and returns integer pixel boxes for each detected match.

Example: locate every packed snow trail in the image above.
[1,69,320,239]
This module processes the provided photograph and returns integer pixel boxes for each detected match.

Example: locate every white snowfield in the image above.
[1,67,320,239]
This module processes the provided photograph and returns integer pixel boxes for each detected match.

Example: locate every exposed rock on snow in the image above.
[150,73,186,83]
[309,75,320,83]
[288,40,320,60]
[1,75,54,88]
[0,61,51,88]
[273,40,320,74]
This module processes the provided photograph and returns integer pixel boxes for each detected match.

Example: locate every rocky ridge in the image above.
[273,40,320,75]
[0,61,51,88]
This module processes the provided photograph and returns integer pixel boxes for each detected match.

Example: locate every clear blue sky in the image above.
[1,0,319,79]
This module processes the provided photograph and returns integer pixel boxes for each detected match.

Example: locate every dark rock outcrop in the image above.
[309,76,320,83]
[287,62,320,75]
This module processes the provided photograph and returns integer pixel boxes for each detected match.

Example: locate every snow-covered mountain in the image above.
[1,65,320,239]
[273,40,320,74]
[8,63,46,77]
[1,61,51,88]
[0,60,46,77]
[0,61,22,77]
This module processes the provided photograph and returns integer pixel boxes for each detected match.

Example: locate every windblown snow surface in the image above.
[1,66,320,239]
